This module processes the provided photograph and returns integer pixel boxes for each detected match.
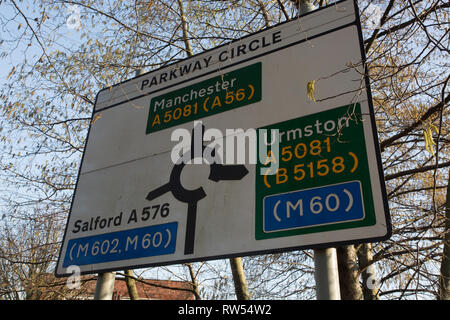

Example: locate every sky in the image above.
[0,1,85,81]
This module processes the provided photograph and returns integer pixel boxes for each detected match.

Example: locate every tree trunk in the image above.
[230,257,250,300]
[185,263,201,300]
[337,245,363,300]
[357,243,379,300]
[124,269,140,300]
[177,0,193,57]
[439,172,450,300]
[256,0,271,28]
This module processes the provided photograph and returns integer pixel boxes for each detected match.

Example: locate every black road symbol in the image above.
[146,124,248,255]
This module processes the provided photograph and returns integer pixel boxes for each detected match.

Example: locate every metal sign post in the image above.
[298,0,341,301]
[314,248,341,300]
[94,272,116,300]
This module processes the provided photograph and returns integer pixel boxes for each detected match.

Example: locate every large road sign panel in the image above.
[56,0,390,276]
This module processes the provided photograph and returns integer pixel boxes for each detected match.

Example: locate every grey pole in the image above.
[297,0,316,14]
[314,248,341,300]
[94,272,116,300]
[296,0,341,300]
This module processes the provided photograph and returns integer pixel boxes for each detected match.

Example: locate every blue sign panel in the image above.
[63,222,177,267]
[263,181,364,232]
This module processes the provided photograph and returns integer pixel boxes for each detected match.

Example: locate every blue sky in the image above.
[0,1,85,81]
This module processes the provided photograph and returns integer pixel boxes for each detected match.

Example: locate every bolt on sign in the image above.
[56,0,390,276]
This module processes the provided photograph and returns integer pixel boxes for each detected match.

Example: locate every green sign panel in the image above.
[146,63,262,134]
[255,103,375,239]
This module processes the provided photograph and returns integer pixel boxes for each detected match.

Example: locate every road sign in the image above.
[56,0,390,276]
